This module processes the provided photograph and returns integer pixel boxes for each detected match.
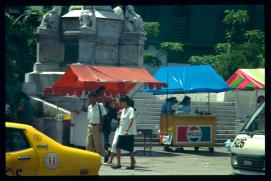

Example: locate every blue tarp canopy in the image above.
[144,65,231,94]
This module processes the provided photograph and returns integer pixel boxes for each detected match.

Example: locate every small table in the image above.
[137,129,152,156]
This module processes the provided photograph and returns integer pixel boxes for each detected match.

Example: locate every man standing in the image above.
[86,92,109,162]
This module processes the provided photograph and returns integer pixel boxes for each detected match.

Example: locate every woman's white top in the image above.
[178,104,191,113]
[118,107,136,135]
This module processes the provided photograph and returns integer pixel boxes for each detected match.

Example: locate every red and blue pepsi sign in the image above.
[176,125,212,144]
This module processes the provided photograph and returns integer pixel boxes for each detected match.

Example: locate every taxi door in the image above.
[6,128,39,176]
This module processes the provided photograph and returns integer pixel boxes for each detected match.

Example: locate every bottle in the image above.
[195,108,199,114]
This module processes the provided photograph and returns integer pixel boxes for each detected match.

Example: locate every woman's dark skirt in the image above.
[116,135,135,152]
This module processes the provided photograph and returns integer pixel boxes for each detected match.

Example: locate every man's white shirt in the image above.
[87,102,107,124]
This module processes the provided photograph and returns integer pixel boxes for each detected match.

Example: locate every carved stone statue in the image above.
[39,6,62,29]
[79,6,96,31]
[124,5,145,33]
[113,5,124,19]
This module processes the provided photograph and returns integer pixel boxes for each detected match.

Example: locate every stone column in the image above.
[34,28,64,72]
[119,32,146,66]
[78,29,96,64]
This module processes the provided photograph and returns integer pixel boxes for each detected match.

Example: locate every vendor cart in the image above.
[145,65,232,153]
[160,114,216,152]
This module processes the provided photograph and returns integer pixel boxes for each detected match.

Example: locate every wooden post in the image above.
[208,93,210,113]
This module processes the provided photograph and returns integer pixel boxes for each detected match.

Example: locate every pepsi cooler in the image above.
[160,115,216,152]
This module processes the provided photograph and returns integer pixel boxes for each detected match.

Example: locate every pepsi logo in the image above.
[186,126,202,142]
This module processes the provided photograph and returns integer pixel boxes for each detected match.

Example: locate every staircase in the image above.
[133,92,238,146]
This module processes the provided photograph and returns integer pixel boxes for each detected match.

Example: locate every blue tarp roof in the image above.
[144,65,231,94]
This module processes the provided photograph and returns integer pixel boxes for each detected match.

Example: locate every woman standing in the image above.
[111,96,136,169]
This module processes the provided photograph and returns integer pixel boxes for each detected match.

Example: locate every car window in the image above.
[6,128,30,152]
[245,103,265,133]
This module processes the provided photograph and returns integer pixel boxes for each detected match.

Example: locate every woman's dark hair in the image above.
[119,95,136,111]
[180,96,191,106]
[119,95,130,104]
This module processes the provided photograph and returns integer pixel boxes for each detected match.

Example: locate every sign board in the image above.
[176,125,212,144]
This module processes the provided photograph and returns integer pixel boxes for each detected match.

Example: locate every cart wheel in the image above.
[175,147,184,153]
[164,145,174,152]
[194,146,199,152]
[208,147,214,153]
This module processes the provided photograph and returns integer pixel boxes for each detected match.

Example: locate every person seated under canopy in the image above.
[178,96,191,113]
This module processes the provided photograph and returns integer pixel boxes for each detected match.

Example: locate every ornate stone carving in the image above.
[79,6,96,31]
[124,5,145,33]
[113,5,124,19]
[39,6,62,29]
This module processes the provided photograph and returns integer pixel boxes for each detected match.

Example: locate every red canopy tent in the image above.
[43,64,167,97]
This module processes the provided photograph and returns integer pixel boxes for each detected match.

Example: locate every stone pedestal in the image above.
[24,28,65,95]
[78,29,96,64]
[95,35,120,65]
[37,28,64,65]
[24,72,64,95]
[34,62,61,72]
[119,32,146,66]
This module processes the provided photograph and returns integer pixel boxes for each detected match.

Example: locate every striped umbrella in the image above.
[227,68,265,89]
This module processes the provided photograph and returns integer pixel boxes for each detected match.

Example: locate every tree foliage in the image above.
[143,22,184,68]
[188,9,264,79]
[143,22,160,38]
[5,6,49,84]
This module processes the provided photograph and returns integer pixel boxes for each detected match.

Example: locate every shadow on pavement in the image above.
[173,149,231,157]
[120,149,230,157]
[122,150,182,157]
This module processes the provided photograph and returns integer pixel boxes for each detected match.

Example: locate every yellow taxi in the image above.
[6,122,101,176]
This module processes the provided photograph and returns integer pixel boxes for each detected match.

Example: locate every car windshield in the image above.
[241,102,265,134]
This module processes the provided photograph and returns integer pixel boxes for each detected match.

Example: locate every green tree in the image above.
[143,22,184,68]
[5,6,50,84]
[188,9,264,79]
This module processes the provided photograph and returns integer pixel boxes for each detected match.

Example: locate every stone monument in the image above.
[24,5,146,95]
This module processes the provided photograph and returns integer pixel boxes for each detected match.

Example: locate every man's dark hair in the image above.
[96,86,105,96]
[88,92,98,98]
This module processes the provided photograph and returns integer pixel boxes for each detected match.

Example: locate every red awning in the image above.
[43,64,167,97]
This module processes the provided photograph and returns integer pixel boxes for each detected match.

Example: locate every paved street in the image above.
[99,146,232,175]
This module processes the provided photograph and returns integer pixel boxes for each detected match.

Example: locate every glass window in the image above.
[6,128,30,152]
[242,102,265,133]
[64,43,78,63]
